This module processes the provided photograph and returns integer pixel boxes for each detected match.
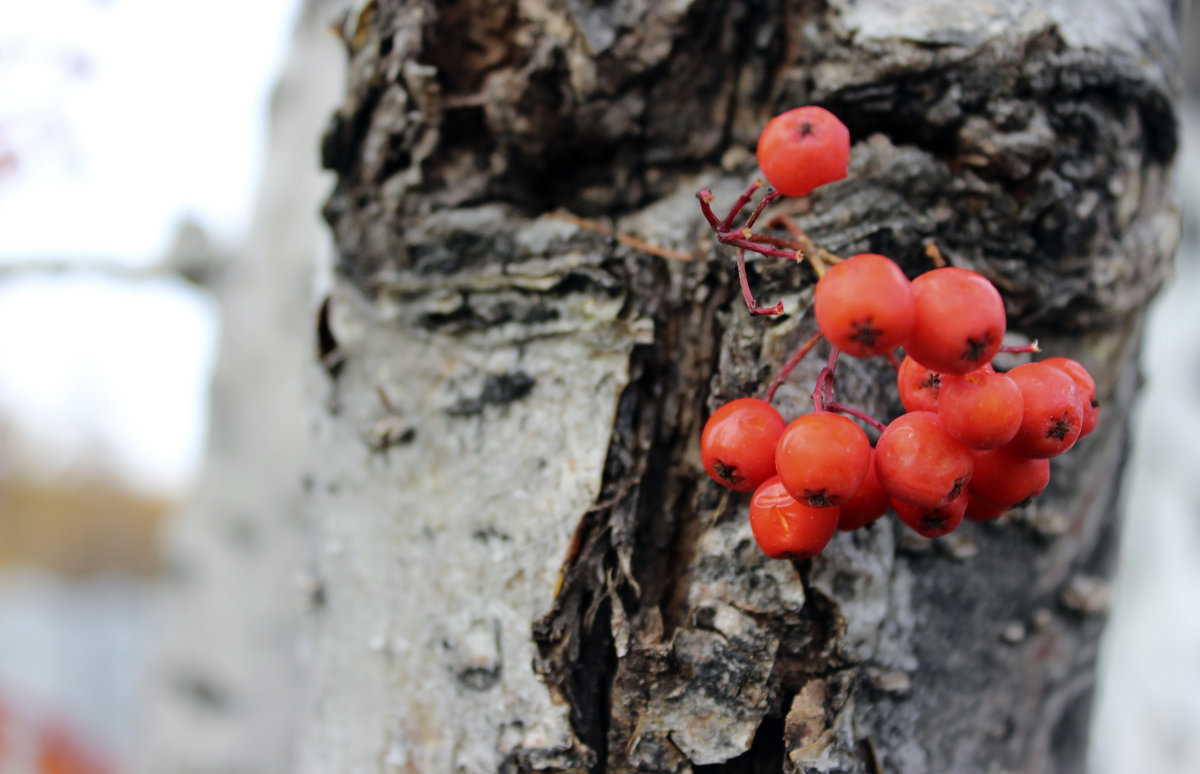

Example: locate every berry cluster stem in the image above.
[1000,341,1041,355]
[827,402,888,433]
[698,184,846,317]
[764,331,824,403]
[737,249,784,316]
[805,346,887,432]
[812,347,841,412]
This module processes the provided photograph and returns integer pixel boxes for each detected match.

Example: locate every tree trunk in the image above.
[303,1,1181,772]
[130,3,348,772]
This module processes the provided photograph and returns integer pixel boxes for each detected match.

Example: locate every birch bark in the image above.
[303,1,1181,772]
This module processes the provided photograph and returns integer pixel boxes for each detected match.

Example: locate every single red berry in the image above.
[968,446,1051,509]
[815,253,915,358]
[904,267,1007,374]
[837,449,890,531]
[756,106,851,197]
[775,412,872,507]
[875,411,973,508]
[964,494,1008,523]
[937,368,1024,449]
[701,397,786,491]
[1042,356,1099,437]
[892,491,967,538]
[749,476,840,559]
[1004,362,1084,458]
[897,356,946,413]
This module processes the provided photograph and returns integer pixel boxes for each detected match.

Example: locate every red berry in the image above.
[814,253,915,358]
[897,356,945,413]
[1004,362,1084,458]
[701,398,786,491]
[937,369,1024,449]
[756,106,850,197]
[775,412,872,507]
[837,449,890,531]
[964,494,1008,523]
[968,446,1051,509]
[875,411,973,509]
[748,476,840,559]
[892,491,967,538]
[1042,356,1099,437]
[905,267,1007,374]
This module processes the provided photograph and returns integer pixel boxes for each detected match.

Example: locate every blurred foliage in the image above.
[0,473,170,576]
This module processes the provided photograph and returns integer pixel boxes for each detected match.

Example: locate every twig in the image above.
[548,210,694,262]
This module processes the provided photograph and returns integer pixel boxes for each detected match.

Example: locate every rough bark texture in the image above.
[305,1,1180,772]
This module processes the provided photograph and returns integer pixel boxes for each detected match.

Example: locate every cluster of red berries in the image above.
[697,106,1100,560]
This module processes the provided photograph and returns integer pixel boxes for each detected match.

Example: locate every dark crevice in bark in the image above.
[531,504,614,772]
[572,593,616,774]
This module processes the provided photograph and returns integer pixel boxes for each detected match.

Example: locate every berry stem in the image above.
[719,180,763,232]
[696,189,724,230]
[748,232,806,252]
[924,242,947,267]
[812,346,841,412]
[764,331,823,403]
[720,233,804,260]
[743,189,783,230]
[1000,340,1041,355]
[736,248,784,316]
[827,402,888,433]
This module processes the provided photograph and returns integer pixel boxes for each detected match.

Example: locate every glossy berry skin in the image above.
[875,411,973,509]
[815,253,915,358]
[968,446,1051,509]
[756,106,851,197]
[1004,362,1084,458]
[892,491,967,538]
[837,449,890,531]
[905,267,1007,374]
[775,412,872,507]
[701,398,786,492]
[749,476,840,559]
[897,356,945,413]
[937,369,1023,449]
[1042,357,1099,437]
[964,494,1008,523]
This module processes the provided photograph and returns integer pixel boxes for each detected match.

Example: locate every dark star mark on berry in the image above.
[918,372,941,392]
[1014,493,1037,508]
[797,121,815,138]
[922,513,948,531]
[1091,398,1101,408]
[850,318,880,349]
[961,333,994,363]
[805,489,834,508]
[947,477,965,501]
[1046,415,1074,440]
[712,460,742,486]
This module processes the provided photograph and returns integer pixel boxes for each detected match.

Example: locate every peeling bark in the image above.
[303,1,1181,772]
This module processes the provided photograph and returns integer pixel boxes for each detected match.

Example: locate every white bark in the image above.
[130,3,349,772]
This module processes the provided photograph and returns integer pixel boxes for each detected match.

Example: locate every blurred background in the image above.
[0,1,1195,772]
